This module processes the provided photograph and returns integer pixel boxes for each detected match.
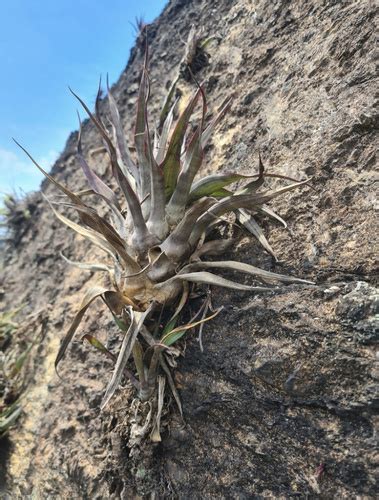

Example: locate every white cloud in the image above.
[0,147,59,194]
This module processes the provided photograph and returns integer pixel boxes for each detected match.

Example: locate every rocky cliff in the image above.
[1,0,377,497]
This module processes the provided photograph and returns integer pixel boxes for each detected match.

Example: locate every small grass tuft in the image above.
[0,307,48,437]
[0,191,38,246]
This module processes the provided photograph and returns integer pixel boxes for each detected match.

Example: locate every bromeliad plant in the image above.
[15,50,311,435]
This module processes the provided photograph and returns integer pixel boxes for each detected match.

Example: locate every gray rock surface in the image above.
[1,0,377,497]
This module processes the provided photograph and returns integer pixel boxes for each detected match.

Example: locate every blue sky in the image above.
[0,0,166,195]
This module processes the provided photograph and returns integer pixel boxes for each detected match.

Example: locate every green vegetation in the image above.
[15,47,311,441]
[0,307,47,438]
[0,308,28,437]
[0,193,30,226]
[0,192,35,246]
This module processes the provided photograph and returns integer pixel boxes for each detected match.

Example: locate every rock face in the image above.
[1,0,377,497]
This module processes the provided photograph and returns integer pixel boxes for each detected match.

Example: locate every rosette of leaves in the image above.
[15,51,312,437]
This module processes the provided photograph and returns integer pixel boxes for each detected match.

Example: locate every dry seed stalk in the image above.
[15,43,312,440]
